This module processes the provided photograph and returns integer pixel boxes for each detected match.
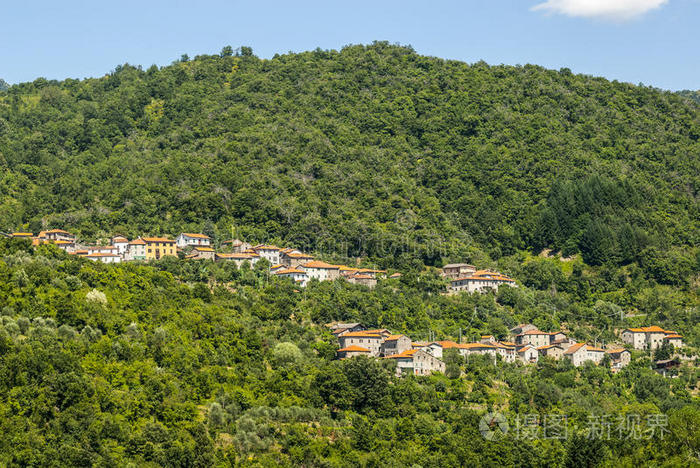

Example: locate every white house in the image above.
[300,261,340,282]
[274,267,309,287]
[450,270,516,293]
[517,345,539,363]
[176,233,211,248]
[253,245,281,265]
[215,252,260,267]
[125,238,147,261]
[112,236,129,256]
[86,253,122,264]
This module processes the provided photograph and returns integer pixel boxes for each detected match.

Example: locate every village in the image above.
[4,230,521,293]
[330,321,685,378]
[4,229,689,379]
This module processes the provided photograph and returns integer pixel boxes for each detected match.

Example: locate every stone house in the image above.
[622,326,681,350]
[450,270,516,293]
[387,349,445,377]
[380,334,412,357]
[337,345,372,359]
[338,331,384,357]
[441,263,476,279]
[300,261,340,282]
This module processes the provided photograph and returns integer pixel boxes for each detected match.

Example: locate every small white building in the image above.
[274,267,309,287]
[176,233,211,248]
[253,245,281,265]
[125,238,147,261]
[517,345,539,364]
[300,261,340,282]
[86,253,122,264]
[111,236,129,256]
[450,270,516,293]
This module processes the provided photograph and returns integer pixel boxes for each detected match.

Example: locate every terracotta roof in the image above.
[254,245,280,251]
[411,341,429,347]
[453,270,515,283]
[54,240,74,244]
[564,343,586,355]
[430,340,460,349]
[285,252,313,258]
[352,274,374,280]
[216,253,259,259]
[181,233,210,239]
[536,344,555,350]
[337,345,371,353]
[11,232,33,236]
[499,341,516,347]
[275,268,307,275]
[221,239,243,245]
[142,237,175,243]
[193,247,214,252]
[384,334,406,341]
[389,273,402,278]
[443,263,476,269]
[606,348,630,355]
[301,260,340,269]
[339,266,360,272]
[357,268,387,273]
[45,229,72,234]
[129,238,147,245]
[386,349,420,359]
[86,253,120,258]
[624,326,668,334]
[341,331,383,338]
[664,334,683,339]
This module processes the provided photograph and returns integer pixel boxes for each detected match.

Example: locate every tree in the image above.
[220,46,233,57]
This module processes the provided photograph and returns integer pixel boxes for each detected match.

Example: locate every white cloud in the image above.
[532,0,669,21]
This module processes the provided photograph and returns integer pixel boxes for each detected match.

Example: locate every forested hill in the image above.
[0,43,698,270]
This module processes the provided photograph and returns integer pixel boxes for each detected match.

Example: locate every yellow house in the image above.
[142,237,177,260]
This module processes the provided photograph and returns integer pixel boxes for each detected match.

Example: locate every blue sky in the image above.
[1,0,698,90]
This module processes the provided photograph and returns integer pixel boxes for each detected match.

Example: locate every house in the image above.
[564,343,605,367]
[339,266,361,277]
[450,270,516,293]
[536,344,566,360]
[386,349,445,377]
[621,326,682,350]
[300,261,340,282]
[441,263,477,279]
[125,238,147,261]
[190,246,215,260]
[493,342,517,362]
[338,331,385,356]
[274,267,309,287]
[87,246,119,256]
[457,342,499,359]
[176,233,211,248]
[606,348,631,369]
[380,334,412,357]
[654,359,680,377]
[112,236,129,256]
[347,273,377,288]
[253,245,281,265]
[328,322,365,337]
[517,345,539,363]
[85,252,121,264]
[53,240,76,252]
[664,333,684,348]
[337,345,372,359]
[39,229,76,243]
[425,340,461,359]
[515,330,567,348]
[215,252,260,267]
[142,237,177,260]
[281,251,314,268]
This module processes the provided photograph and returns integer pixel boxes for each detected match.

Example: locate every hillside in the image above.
[0,43,698,274]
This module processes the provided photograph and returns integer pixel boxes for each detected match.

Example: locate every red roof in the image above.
[338,345,370,352]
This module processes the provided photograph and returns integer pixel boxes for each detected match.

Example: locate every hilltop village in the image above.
[330,321,685,377]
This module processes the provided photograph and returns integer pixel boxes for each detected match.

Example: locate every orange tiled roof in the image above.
[664,334,683,339]
[386,349,419,359]
[45,229,72,234]
[254,245,280,251]
[564,343,586,355]
[86,252,120,258]
[217,252,259,259]
[606,348,629,355]
[624,326,668,334]
[301,260,340,269]
[193,247,214,252]
[352,274,374,280]
[384,334,406,341]
[341,331,384,338]
[453,270,515,283]
[275,268,307,275]
[11,232,33,237]
[181,233,210,239]
[337,345,371,353]
[458,342,497,350]
[142,237,175,243]
[431,340,460,349]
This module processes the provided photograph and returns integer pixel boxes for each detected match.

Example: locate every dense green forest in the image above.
[0,239,697,466]
[678,90,700,104]
[0,44,699,466]
[0,43,698,272]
